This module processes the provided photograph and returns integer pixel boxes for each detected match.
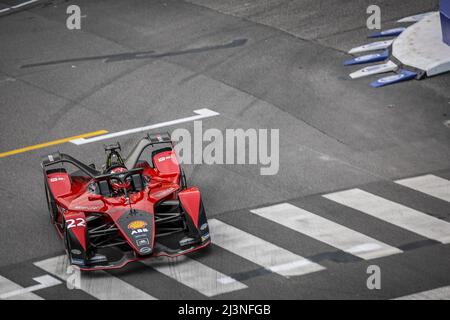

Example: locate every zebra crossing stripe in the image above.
[0,275,61,299]
[0,275,43,300]
[208,219,325,277]
[394,285,450,300]
[251,203,402,260]
[140,255,247,297]
[324,189,450,244]
[395,174,450,203]
[34,255,156,300]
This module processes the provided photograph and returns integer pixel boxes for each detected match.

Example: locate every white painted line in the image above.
[397,11,435,23]
[11,0,39,9]
[0,275,43,300]
[208,219,325,277]
[216,276,238,285]
[251,203,402,260]
[394,285,450,300]
[70,108,219,145]
[348,40,393,54]
[141,255,247,297]
[350,61,398,79]
[0,7,11,13]
[0,275,61,299]
[324,189,450,244]
[395,174,450,203]
[34,255,156,300]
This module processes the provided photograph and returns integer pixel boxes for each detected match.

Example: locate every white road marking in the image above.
[141,256,247,297]
[324,189,450,244]
[0,8,11,13]
[0,275,60,299]
[34,255,156,300]
[208,219,325,277]
[251,203,402,260]
[70,108,219,145]
[11,0,39,9]
[394,285,450,300]
[395,174,450,203]
[0,275,44,300]
[216,276,238,285]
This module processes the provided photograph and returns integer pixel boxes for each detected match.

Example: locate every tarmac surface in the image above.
[0,0,449,299]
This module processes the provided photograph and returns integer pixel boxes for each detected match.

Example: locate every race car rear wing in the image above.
[42,132,173,177]
[41,152,101,178]
[124,132,173,169]
[147,132,172,144]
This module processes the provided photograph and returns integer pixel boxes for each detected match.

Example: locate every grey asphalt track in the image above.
[0,0,449,299]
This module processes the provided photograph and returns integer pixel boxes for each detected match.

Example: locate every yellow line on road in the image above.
[0,130,108,158]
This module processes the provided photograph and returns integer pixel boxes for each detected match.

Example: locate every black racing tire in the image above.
[45,182,58,223]
[63,226,72,258]
[62,217,71,252]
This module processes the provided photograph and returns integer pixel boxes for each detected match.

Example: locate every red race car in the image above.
[42,132,210,270]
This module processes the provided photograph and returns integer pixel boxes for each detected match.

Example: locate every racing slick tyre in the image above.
[45,183,58,223]
[62,219,75,259]
[63,226,70,255]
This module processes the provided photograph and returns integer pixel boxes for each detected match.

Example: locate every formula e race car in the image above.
[42,133,210,270]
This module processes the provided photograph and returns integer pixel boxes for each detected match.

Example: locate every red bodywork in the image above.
[42,134,210,270]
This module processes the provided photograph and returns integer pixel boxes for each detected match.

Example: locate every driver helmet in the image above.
[109,167,131,191]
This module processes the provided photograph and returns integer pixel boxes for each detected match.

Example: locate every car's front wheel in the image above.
[44,183,58,223]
